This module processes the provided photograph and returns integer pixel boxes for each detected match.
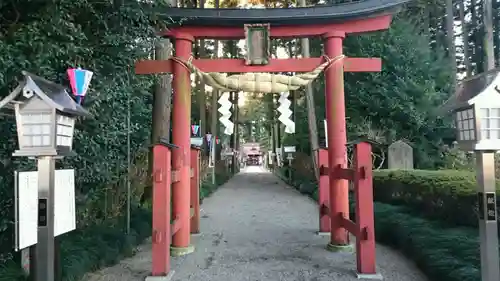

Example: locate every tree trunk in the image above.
[445,0,457,89]
[493,0,500,65]
[459,0,472,77]
[287,40,297,137]
[151,40,173,143]
[210,0,220,184]
[143,38,172,203]
[275,93,281,151]
[423,0,431,45]
[144,0,176,204]
[298,0,320,180]
[268,94,276,168]
[197,0,206,135]
[233,91,239,172]
[437,13,447,51]
[470,0,484,74]
[483,0,495,70]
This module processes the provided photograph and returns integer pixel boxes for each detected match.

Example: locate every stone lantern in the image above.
[444,68,500,281]
[0,71,89,281]
[451,70,500,152]
[0,71,89,157]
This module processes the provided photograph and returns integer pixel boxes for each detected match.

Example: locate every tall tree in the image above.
[197,0,207,135]
[445,0,457,88]
[146,0,176,203]
[459,0,472,77]
[209,0,221,184]
[483,0,495,70]
[494,0,500,64]
[470,0,483,73]
[298,0,320,179]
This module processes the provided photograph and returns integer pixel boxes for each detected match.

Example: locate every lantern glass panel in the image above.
[478,107,500,140]
[20,112,52,148]
[56,114,75,148]
[456,108,476,141]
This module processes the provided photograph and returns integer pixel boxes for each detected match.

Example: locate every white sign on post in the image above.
[324,119,328,148]
[190,137,203,146]
[15,169,77,251]
[284,146,296,153]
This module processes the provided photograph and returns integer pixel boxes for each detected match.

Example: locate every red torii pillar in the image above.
[170,33,195,256]
[149,142,201,279]
[324,31,350,248]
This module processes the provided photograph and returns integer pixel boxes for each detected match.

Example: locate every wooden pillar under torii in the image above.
[233,91,240,173]
[229,92,235,148]
[270,94,277,167]
[229,91,236,173]
[291,91,296,135]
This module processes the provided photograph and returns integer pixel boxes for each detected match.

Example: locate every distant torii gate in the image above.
[135,4,402,279]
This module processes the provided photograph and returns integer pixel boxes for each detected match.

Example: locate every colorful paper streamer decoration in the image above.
[67,67,93,104]
[205,133,220,151]
[191,125,200,136]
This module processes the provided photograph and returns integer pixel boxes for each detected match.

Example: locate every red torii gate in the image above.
[135,3,403,279]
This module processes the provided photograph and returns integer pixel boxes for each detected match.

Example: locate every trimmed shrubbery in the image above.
[361,201,481,281]
[373,169,499,228]
[277,166,489,281]
[0,171,232,281]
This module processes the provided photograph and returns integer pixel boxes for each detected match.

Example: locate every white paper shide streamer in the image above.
[218,92,234,135]
[277,92,295,134]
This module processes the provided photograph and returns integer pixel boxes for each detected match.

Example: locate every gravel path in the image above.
[83,166,427,281]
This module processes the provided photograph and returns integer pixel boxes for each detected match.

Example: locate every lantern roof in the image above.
[441,68,500,112]
[151,0,411,26]
[0,71,89,117]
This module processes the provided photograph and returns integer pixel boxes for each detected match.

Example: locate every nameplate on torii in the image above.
[244,23,271,66]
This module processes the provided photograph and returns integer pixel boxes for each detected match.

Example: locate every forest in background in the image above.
[0,0,499,276]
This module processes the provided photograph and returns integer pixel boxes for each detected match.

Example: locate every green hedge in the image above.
[373,169,500,228]
[276,167,484,281]
[356,201,481,281]
[281,167,498,229]
[0,171,232,281]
